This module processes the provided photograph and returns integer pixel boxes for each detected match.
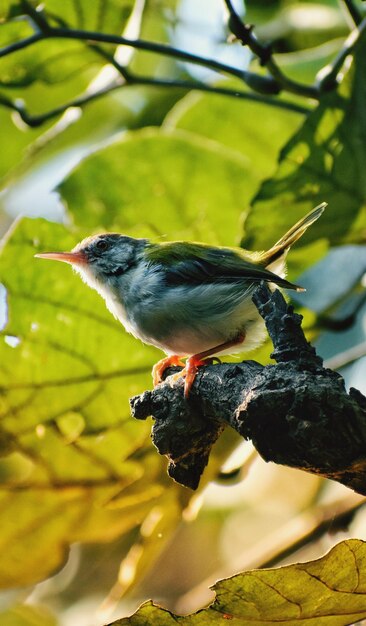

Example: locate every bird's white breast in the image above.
[73,264,130,328]
[73,263,156,342]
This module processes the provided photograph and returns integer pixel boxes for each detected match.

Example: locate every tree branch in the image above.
[316,16,366,91]
[130,284,366,493]
[3,19,281,96]
[223,0,320,99]
[1,75,310,128]
[1,3,362,126]
[342,0,364,26]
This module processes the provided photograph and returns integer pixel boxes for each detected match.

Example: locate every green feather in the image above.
[144,203,327,293]
[145,241,302,291]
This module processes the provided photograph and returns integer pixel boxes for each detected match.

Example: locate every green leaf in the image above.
[244,1,347,51]
[0,0,135,116]
[0,217,189,587]
[111,539,366,625]
[59,128,257,245]
[0,604,57,626]
[1,0,135,32]
[243,29,366,251]
[0,0,32,21]
[164,86,304,183]
[0,0,183,186]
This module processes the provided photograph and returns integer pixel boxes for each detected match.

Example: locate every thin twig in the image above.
[88,43,131,81]
[316,16,366,91]
[0,75,310,128]
[0,83,122,127]
[342,0,364,25]
[0,32,43,58]
[129,76,310,113]
[49,26,283,96]
[223,0,319,98]
[1,1,362,126]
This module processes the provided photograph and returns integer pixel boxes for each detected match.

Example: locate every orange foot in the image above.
[176,332,245,399]
[152,355,185,387]
[183,356,217,398]
[154,333,246,399]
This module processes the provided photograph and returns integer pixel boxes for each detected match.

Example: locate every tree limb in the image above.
[223,0,319,98]
[130,284,366,493]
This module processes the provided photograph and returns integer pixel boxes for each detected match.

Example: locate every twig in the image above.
[316,16,366,91]
[0,84,122,127]
[49,26,283,96]
[0,32,43,58]
[1,3,363,126]
[0,76,310,128]
[223,0,319,98]
[342,0,364,26]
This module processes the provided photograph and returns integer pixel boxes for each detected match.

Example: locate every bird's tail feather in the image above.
[261,202,327,268]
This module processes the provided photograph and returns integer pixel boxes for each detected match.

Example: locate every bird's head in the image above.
[35,233,146,285]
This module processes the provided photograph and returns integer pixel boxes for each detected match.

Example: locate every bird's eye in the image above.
[96,239,109,252]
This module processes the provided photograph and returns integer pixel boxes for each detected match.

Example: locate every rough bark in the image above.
[130,283,366,492]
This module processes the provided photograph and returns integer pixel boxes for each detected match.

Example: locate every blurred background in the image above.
[1,0,366,624]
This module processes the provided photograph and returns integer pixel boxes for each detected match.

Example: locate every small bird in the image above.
[36,203,326,397]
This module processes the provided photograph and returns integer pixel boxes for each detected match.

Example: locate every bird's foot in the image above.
[169,356,218,398]
[184,356,217,398]
[152,355,185,386]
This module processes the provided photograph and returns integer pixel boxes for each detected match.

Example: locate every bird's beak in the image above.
[35,251,87,265]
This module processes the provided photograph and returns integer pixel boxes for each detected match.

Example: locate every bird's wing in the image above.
[145,242,302,291]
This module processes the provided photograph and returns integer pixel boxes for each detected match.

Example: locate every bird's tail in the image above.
[260,202,327,275]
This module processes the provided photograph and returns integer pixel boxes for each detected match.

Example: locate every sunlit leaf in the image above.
[59,127,257,245]
[243,30,366,250]
[0,603,57,626]
[245,1,347,51]
[0,0,136,117]
[112,539,366,625]
[0,217,189,587]
[164,86,303,182]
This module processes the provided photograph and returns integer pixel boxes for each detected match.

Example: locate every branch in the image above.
[223,0,319,99]
[0,32,43,58]
[130,284,366,493]
[0,75,310,128]
[0,84,122,127]
[1,3,362,126]
[4,17,281,97]
[342,0,364,26]
[316,16,366,91]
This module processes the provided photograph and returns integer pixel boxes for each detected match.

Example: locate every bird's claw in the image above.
[152,355,185,387]
[173,356,216,398]
[153,356,219,398]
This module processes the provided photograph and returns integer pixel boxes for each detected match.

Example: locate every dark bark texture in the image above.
[130,283,366,492]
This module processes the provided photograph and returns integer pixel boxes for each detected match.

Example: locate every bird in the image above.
[36,202,326,398]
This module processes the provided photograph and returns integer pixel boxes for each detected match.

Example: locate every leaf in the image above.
[244,1,347,52]
[0,0,32,21]
[0,604,57,626]
[0,0,135,115]
[1,0,135,33]
[59,127,257,245]
[164,86,304,183]
[0,0,181,184]
[242,29,366,251]
[111,539,366,625]
[0,217,190,587]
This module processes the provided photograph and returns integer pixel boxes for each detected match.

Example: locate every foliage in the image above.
[0,0,366,624]
[244,30,366,250]
[113,540,366,625]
